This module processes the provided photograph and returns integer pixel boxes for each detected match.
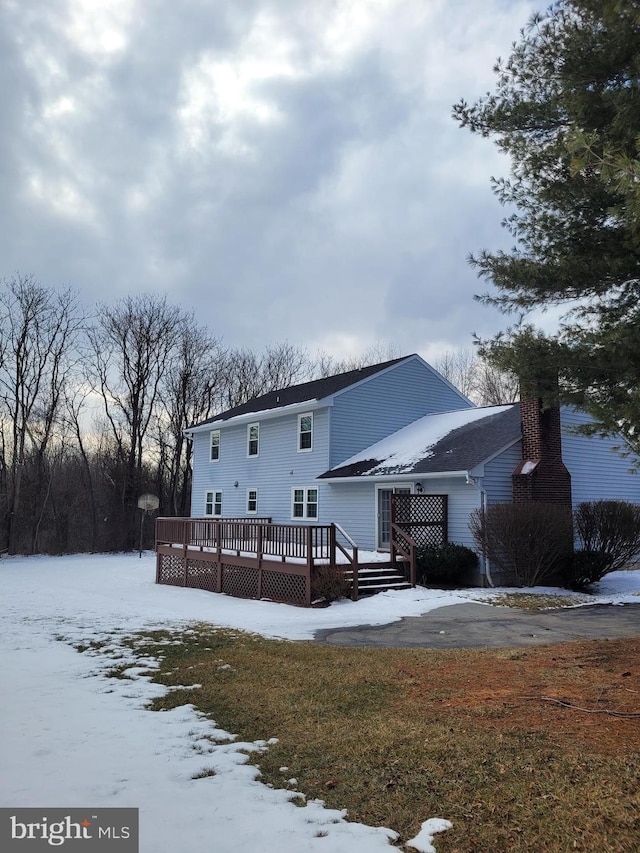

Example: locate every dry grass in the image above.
[116,627,640,851]
[485,592,592,610]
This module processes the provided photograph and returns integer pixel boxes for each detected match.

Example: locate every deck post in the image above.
[390,496,397,568]
[306,526,314,571]
[182,519,189,587]
[256,524,263,599]
[352,544,359,601]
[215,520,223,592]
[256,524,263,568]
[306,526,314,607]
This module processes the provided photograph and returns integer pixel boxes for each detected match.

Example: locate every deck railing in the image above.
[155,518,359,606]
[390,522,417,587]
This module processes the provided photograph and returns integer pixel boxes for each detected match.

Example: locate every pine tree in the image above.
[453,0,640,457]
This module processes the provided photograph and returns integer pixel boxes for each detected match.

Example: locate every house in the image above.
[176,353,639,591]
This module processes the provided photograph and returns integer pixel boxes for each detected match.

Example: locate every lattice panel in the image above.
[186,559,219,592]
[261,570,307,606]
[392,494,448,548]
[393,527,413,552]
[412,526,446,548]
[157,554,184,586]
[221,564,259,598]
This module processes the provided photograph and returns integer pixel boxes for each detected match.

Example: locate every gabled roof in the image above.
[189,355,412,429]
[318,404,521,479]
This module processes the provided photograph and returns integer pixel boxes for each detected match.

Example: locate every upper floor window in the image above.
[210,430,220,462]
[247,422,259,457]
[246,489,258,514]
[205,490,222,516]
[292,487,318,520]
[298,413,313,452]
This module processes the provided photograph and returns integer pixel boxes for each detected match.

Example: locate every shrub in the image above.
[574,500,640,572]
[561,549,614,591]
[311,564,351,602]
[469,502,573,587]
[416,543,478,586]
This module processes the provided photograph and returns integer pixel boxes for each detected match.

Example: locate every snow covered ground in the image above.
[1,552,639,852]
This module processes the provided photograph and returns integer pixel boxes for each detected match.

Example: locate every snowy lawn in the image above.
[1,552,639,852]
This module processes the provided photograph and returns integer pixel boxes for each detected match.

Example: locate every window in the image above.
[298,413,313,452]
[205,490,222,516]
[247,423,259,457]
[292,487,318,520]
[210,430,220,462]
[246,489,258,514]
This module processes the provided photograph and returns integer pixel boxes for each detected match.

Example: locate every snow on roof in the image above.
[325,405,516,477]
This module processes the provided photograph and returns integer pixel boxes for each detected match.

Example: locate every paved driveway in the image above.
[314,601,640,648]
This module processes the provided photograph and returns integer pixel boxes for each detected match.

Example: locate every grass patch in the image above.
[107,626,640,851]
[191,768,216,779]
[486,592,590,610]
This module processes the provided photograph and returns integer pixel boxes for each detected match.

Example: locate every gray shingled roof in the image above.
[189,355,411,428]
[319,404,522,479]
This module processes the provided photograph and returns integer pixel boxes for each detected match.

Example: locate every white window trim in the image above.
[297,412,313,453]
[205,489,223,517]
[246,488,258,515]
[291,487,318,520]
[247,422,260,458]
[210,430,220,462]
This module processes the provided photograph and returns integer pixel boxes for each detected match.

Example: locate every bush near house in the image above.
[561,549,614,591]
[574,500,640,573]
[416,543,478,586]
[469,503,573,587]
[311,563,351,602]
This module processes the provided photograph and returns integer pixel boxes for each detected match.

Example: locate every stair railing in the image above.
[333,523,360,600]
[390,522,417,587]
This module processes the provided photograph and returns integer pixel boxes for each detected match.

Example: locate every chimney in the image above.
[512,379,572,506]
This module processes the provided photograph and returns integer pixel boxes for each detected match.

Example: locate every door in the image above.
[376,485,412,549]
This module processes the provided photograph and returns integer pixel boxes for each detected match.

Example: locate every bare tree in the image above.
[434,346,519,406]
[313,341,402,378]
[0,274,84,553]
[221,343,313,408]
[433,348,478,400]
[62,386,101,551]
[89,294,182,548]
[157,315,226,516]
[473,360,519,406]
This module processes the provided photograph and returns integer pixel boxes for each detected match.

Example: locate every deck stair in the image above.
[344,560,413,597]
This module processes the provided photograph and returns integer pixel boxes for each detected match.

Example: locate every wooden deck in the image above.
[155,518,415,606]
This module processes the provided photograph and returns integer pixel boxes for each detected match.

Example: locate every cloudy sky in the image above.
[1,0,539,363]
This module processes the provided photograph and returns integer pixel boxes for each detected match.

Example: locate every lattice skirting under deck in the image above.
[186,559,218,592]
[261,569,307,604]
[156,552,309,606]
[156,553,184,586]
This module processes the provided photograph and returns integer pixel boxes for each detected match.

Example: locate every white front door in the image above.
[376,485,412,550]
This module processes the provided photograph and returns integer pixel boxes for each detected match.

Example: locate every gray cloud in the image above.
[0,0,538,361]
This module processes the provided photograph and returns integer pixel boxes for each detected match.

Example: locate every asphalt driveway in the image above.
[314,601,640,648]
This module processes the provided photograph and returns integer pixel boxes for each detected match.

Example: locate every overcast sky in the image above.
[1,0,539,364]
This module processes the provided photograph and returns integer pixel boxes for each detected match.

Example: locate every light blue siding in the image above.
[422,478,482,550]
[191,408,332,523]
[482,444,522,505]
[324,478,481,551]
[190,356,473,528]
[325,482,376,547]
[561,408,640,507]
[329,357,472,467]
